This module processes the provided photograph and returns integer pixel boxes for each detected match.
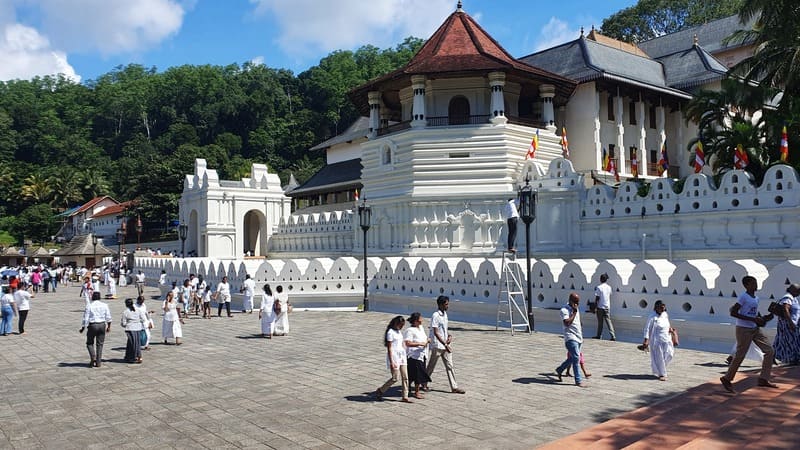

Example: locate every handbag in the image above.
[768,301,788,319]
[139,329,147,346]
[273,301,282,314]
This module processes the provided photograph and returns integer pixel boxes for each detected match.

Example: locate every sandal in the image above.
[413,393,425,399]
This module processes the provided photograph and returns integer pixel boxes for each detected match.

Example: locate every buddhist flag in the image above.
[560,127,570,159]
[780,125,789,162]
[693,140,705,173]
[657,143,669,176]
[354,189,359,203]
[609,159,620,182]
[630,148,639,178]
[602,147,610,171]
[526,129,539,160]
[734,144,749,169]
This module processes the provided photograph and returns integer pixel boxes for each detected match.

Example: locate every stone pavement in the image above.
[0,282,765,449]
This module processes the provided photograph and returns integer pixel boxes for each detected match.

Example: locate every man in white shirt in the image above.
[425,295,465,394]
[14,282,33,335]
[215,276,232,317]
[241,274,256,314]
[555,292,588,387]
[503,198,519,253]
[80,291,112,368]
[720,275,776,393]
[593,273,616,341]
[135,270,146,297]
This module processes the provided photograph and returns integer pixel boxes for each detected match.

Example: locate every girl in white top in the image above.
[641,300,675,381]
[214,276,232,317]
[375,316,411,402]
[201,285,212,319]
[258,284,276,338]
[273,285,290,335]
[161,291,183,345]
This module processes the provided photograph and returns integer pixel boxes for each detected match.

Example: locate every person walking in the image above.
[178,279,191,319]
[374,315,411,403]
[720,275,777,393]
[162,291,183,345]
[14,281,34,335]
[80,276,94,307]
[214,276,232,317]
[258,284,276,338]
[80,292,112,367]
[404,312,431,399]
[135,271,146,297]
[121,298,147,363]
[504,198,519,253]
[1,285,17,336]
[640,300,676,381]
[241,274,256,314]
[773,283,800,365]
[273,285,290,335]
[593,273,616,341]
[425,295,465,394]
[135,296,154,350]
[555,292,588,387]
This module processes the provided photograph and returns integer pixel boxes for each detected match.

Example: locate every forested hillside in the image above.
[0,38,423,244]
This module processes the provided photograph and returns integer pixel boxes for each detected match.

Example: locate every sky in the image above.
[0,0,637,83]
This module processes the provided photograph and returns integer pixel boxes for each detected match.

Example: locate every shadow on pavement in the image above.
[512,374,562,385]
[236,334,268,339]
[57,361,92,368]
[604,374,658,380]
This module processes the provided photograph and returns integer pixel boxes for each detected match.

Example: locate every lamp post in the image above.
[517,177,536,331]
[116,227,124,264]
[91,233,98,269]
[357,199,372,311]
[178,223,188,258]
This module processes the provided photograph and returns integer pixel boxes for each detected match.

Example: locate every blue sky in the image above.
[0,0,636,83]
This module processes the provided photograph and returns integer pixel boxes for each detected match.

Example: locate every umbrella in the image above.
[1,269,18,277]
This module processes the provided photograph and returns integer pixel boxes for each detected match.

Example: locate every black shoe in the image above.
[610,337,616,341]
[593,336,600,339]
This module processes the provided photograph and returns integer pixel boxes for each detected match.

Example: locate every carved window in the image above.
[449,96,470,125]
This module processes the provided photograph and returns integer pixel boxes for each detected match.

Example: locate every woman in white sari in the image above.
[641,300,676,381]
[258,284,276,338]
[161,291,183,345]
[273,285,290,336]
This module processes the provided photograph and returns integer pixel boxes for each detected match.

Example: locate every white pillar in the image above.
[368,91,381,138]
[615,94,625,171]
[539,84,556,127]
[594,90,602,170]
[411,75,427,128]
[652,105,666,173]
[488,72,507,124]
[637,97,646,176]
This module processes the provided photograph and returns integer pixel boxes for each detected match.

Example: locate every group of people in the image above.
[81,290,154,367]
[374,295,465,402]
[0,279,34,336]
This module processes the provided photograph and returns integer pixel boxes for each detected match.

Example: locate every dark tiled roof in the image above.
[520,37,691,99]
[657,45,728,90]
[288,159,362,196]
[52,234,114,257]
[638,15,756,58]
[309,117,371,152]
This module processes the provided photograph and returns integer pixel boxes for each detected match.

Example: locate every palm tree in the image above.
[48,169,83,211]
[79,169,111,199]
[20,173,52,204]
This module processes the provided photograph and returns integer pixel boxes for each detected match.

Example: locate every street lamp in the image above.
[178,223,188,258]
[517,176,536,331]
[357,199,372,311]
[91,233,98,269]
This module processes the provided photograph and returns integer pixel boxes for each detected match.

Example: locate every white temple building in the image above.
[140,4,799,352]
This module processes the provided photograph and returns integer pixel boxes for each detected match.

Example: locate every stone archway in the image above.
[243,210,267,256]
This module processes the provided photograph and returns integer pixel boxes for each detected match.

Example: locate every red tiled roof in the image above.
[72,196,109,215]
[90,200,135,218]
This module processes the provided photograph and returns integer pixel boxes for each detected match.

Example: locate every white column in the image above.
[488,71,507,124]
[652,105,666,173]
[539,84,556,128]
[615,94,625,171]
[368,91,381,138]
[594,90,602,170]
[411,75,427,128]
[637,98,646,176]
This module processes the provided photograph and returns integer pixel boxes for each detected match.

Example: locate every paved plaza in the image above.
[0,282,755,449]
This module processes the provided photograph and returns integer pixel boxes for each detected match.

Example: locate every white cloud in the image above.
[36,0,186,55]
[533,17,582,52]
[250,55,265,66]
[249,0,454,58]
[0,23,80,81]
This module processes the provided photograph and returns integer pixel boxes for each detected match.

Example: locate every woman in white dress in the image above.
[374,315,411,402]
[161,291,183,345]
[641,300,676,381]
[403,312,431,399]
[258,284,276,338]
[273,285,290,336]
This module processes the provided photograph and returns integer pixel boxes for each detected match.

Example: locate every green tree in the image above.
[20,173,52,204]
[14,203,57,245]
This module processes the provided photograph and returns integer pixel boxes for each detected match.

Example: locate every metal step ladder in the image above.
[496,251,531,335]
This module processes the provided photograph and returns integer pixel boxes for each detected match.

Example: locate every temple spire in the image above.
[456,1,463,12]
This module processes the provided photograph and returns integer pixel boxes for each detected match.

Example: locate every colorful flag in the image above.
[354,189,359,202]
[780,125,789,163]
[630,148,639,178]
[657,143,669,176]
[693,140,705,173]
[560,127,570,159]
[609,159,620,182]
[602,147,610,171]
[526,129,539,160]
[734,144,749,169]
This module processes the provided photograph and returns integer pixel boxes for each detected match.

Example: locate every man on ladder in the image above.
[504,198,519,253]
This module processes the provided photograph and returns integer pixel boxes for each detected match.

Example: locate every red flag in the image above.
[734,144,749,169]
[630,148,639,178]
[693,141,705,173]
[657,143,669,176]
[354,189,359,202]
[780,125,789,163]
[526,129,539,160]
[609,159,620,182]
[560,127,570,159]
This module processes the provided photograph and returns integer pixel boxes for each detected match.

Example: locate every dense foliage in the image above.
[0,38,424,244]
[601,0,744,42]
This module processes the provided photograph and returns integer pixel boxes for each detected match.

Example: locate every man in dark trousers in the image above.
[80,291,112,367]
